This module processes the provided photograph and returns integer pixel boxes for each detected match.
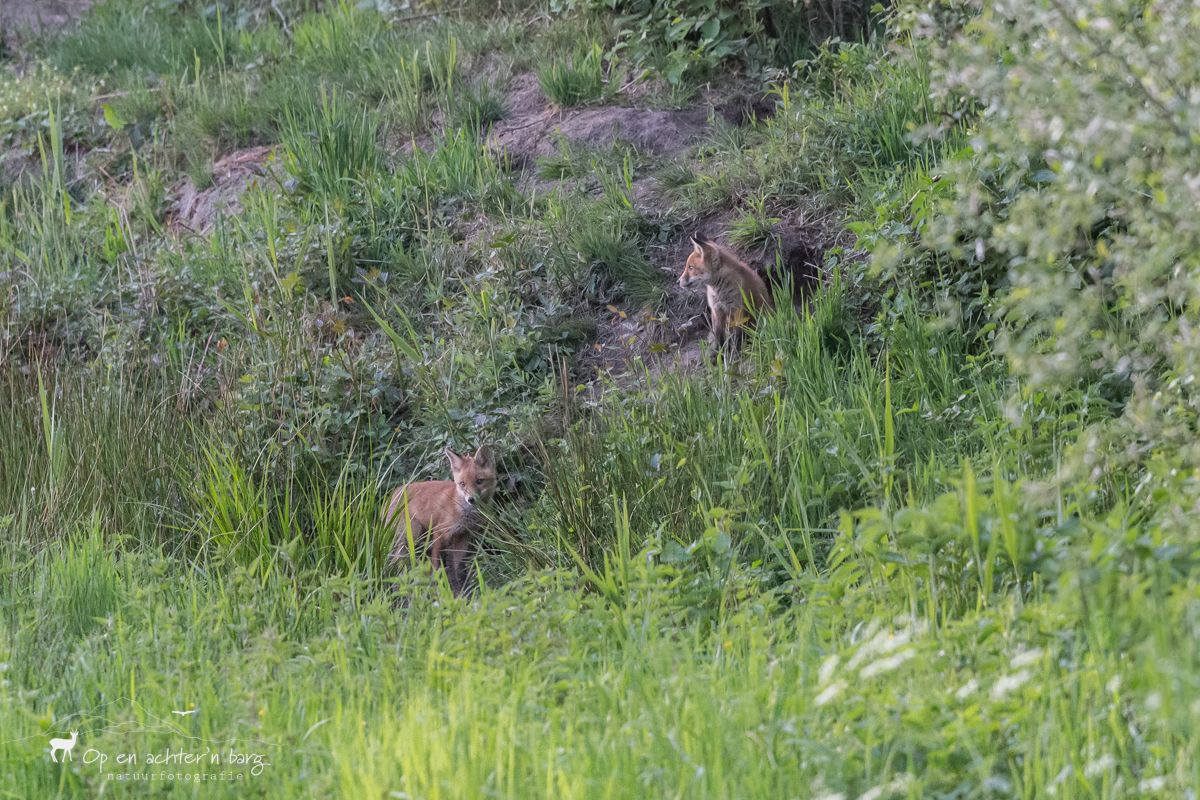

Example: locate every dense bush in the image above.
[886,0,1200,529]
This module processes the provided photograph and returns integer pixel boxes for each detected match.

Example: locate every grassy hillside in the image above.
[0,1,1196,797]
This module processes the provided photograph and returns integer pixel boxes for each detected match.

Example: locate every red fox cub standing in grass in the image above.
[677,234,773,360]
[384,446,496,596]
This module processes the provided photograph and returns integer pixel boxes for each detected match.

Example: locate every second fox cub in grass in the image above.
[384,446,496,595]
[678,234,773,360]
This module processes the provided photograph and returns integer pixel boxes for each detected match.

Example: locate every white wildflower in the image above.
[1138,776,1168,792]
[860,649,915,678]
[955,679,979,699]
[818,654,840,686]
[815,680,846,707]
[991,670,1032,699]
[1084,754,1115,778]
[847,620,924,670]
[1046,765,1072,796]
[1010,648,1043,668]
[857,773,911,800]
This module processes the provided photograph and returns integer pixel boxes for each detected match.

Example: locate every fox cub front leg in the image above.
[709,307,728,362]
[428,533,471,595]
[443,537,472,596]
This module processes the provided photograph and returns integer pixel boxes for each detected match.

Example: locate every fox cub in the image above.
[384,446,496,595]
[677,234,772,360]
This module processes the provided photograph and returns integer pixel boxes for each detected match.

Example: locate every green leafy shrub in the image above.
[663,42,950,217]
[219,295,413,484]
[559,0,881,84]
[898,0,1200,529]
[592,0,765,83]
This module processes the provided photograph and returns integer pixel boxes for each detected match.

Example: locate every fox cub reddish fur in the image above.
[677,234,772,360]
[384,446,496,595]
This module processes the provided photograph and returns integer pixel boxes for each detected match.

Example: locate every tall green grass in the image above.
[538,44,608,107]
[0,367,195,542]
[51,1,236,77]
[1,476,1193,798]
[281,89,383,200]
[527,286,1015,568]
[0,111,89,280]
[186,438,390,575]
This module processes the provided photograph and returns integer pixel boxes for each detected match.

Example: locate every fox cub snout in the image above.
[678,234,772,360]
[384,446,496,596]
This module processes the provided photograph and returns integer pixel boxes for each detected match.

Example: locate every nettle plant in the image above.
[909,0,1200,524]
[553,0,764,83]
[558,0,882,83]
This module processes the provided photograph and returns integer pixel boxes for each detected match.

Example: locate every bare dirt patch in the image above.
[0,0,92,53]
[168,146,275,234]
[488,73,712,166]
[579,293,707,395]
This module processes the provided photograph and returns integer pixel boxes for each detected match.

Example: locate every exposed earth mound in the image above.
[488,75,712,165]
[169,146,275,234]
[0,0,92,52]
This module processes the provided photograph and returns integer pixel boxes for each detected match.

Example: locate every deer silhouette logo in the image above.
[49,731,78,763]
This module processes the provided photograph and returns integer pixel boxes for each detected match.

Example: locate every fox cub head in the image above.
[678,234,723,290]
[445,446,497,507]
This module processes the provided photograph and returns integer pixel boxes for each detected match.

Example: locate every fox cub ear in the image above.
[444,447,464,470]
[473,445,493,467]
[690,234,714,259]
